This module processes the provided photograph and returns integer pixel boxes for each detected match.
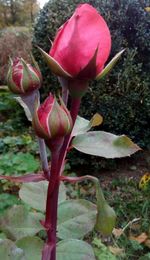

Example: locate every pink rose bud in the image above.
[33,94,73,141]
[49,4,111,80]
[7,57,42,94]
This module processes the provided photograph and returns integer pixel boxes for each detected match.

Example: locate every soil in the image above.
[77,151,150,184]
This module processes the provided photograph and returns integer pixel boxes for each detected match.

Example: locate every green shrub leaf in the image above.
[15,97,32,121]
[19,181,66,211]
[57,239,96,260]
[72,131,141,158]
[0,152,40,175]
[92,238,117,260]
[58,199,96,239]
[0,205,43,240]
[16,236,44,260]
[0,239,24,260]
[72,114,103,136]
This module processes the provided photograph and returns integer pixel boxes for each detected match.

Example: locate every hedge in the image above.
[32,0,150,169]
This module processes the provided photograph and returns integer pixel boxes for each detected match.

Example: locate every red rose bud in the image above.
[48,4,111,79]
[38,4,111,98]
[7,57,42,94]
[33,94,73,141]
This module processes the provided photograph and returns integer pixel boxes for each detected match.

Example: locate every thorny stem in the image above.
[42,97,81,260]
[42,150,60,260]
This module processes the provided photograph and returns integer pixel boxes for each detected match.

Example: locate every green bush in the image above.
[32,0,150,168]
[0,89,29,135]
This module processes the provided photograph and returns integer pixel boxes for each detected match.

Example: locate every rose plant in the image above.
[0,4,140,260]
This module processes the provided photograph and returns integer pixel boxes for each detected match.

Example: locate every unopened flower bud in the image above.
[7,57,42,94]
[33,94,73,141]
[95,201,116,235]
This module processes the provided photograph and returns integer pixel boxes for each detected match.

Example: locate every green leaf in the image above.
[92,238,117,260]
[0,239,24,260]
[0,193,20,214]
[72,114,103,136]
[0,205,43,240]
[16,236,44,260]
[96,49,125,80]
[12,152,40,173]
[58,199,96,239]
[14,97,32,121]
[0,152,40,175]
[0,233,7,239]
[19,181,66,212]
[57,239,96,260]
[72,131,140,158]
[139,253,150,260]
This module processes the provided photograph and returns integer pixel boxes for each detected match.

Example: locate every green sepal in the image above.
[96,49,125,80]
[30,53,40,72]
[32,96,50,139]
[59,95,73,133]
[21,58,33,92]
[8,56,13,66]
[37,46,72,78]
[7,58,22,94]
[21,58,41,92]
[30,53,42,81]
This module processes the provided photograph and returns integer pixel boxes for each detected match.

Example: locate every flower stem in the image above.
[60,175,106,206]
[42,98,81,260]
[21,90,49,178]
[42,150,60,260]
[38,138,50,179]
[58,77,69,106]
[70,97,81,124]
[58,97,81,174]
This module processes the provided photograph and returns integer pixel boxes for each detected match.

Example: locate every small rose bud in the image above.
[7,57,42,94]
[32,94,73,141]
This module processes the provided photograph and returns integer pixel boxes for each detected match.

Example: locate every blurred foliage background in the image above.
[0,0,149,169]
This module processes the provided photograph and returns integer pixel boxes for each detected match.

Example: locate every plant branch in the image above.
[42,150,60,260]
[60,175,106,206]
[37,138,50,179]
[21,90,50,178]
[58,97,81,175]
[58,77,69,106]
[42,97,81,260]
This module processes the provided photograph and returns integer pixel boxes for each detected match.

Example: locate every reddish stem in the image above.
[58,98,81,174]
[42,97,81,260]
[42,151,59,260]
[70,97,81,124]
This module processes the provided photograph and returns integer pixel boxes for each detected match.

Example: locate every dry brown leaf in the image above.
[108,246,124,256]
[130,232,148,244]
[112,228,124,238]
